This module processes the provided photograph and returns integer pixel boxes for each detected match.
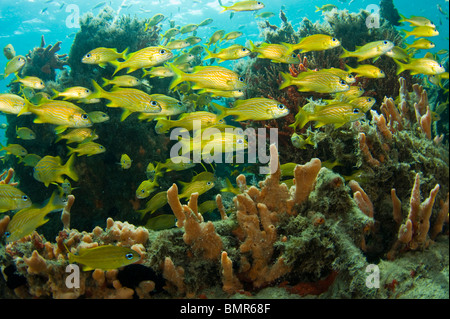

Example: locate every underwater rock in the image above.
[380,0,402,27]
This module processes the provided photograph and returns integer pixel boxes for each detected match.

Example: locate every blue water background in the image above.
[1,0,449,145]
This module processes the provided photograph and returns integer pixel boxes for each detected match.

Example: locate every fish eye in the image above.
[85,89,90,93]
[353,108,360,114]
[277,104,285,110]
[291,53,297,58]
[340,80,347,85]
[242,48,248,52]
[177,101,183,107]
[151,101,158,106]
[238,77,244,82]
[439,64,442,68]
[237,138,244,144]
[5,231,10,238]
[141,189,145,193]
[125,253,134,260]
[22,195,28,201]
[348,74,354,79]
[86,54,91,58]
[160,49,166,54]
[332,38,337,42]
[380,70,385,74]
[383,41,388,45]
[81,114,88,120]
[257,1,261,4]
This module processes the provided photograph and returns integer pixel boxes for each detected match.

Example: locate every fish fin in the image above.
[120,109,133,122]
[101,77,110,87]
[393,59,406,75]
[120,47,129,60]
[90,80,107,99]
[211,102,228,120]
[219,5,228,13]
[345,64,354,73]
[67,145,75,156]
[279,72,293,90]
[314,121,326,128]
[401,29,411,39]
[155,118,171,134]
[54,126,67,135]
[98,63,108,68]
[339,47,351,59]
[168,63,187,90]
[51,88,60,100]
[63,153,79,182]
[109,60,122,76]
[315,6,320,12]
[202,46,215,61]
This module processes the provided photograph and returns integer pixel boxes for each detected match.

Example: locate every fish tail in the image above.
[339,47,351,59]
[109,60,122,76]
[101,77,110,87]
[168,63,187,90]
[219,6,229,13]
[64,153,79,182]
[401,29,411,39]
[398,13,406,23]
[202,46,215,61]
[17,97,33,116]
[66,145,75,156]
[120,47,129,60]
[248,40,257,53]
[279,72,293,90]
[51,88,60,100]
[344,64,354,73]
[393,59,406,75]
[90,80,106,99]
[212,102,227,120]
[296,109,310,130]
[155,118,172,134]
[315,6,320,12]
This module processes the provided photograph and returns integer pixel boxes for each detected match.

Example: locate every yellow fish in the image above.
[4,55,26,78]
[158,157,196,172]
[142,66,175,78]
[169,64,246,91]
[110,47,173,75]
[350,96,376,113]
[102,75,141,87]
[55,128,98,144]
[144,214,175,231]
[90,80,162,121]
[285,34,341,53]
[145,14,165,30]
[198,200,218,215]
[3,44,15,60]
[340,40,394,61]
[165,39,191,50]
[322,67,356,84]
[279,70,349,93]
[16,126,36,140]
[220,0,265,12]
[249,40,299,64]
[0,184,32,213]
[220,178,240,195]
[403,26,439,39]
[137,191,168,219]
[33,154,78,187]
[68,245,141,271]
[67,141,106,157]
[0,94,26,115]
[333,86,364,101]
[155,112,224,134]
[203,45,251,63]
[18,154,42,167]
[315,4,337,12]
[178,179,215,200]
[120,154,132,169]
[19,100,92,133]
[138,94,186,121]
[405,38,435,50]
[136,179,159,199]
[291,102,364,129]
[13,76,45,89]
[291,133,314,149]
[87,111,110,123]
[394,58,445,75]
[222,31,243,41]
[385,46,411,62]
[198,88,244,98]
[145,162,165,181]
[4,191,63,242]
[345,64,385,78]
[0,143,28,157]
[82,47,129,68]
[180,24,199,34]
[207,30,225,46]
[52,87,92,100]
[399,14,435,28]
[213,98,289,121]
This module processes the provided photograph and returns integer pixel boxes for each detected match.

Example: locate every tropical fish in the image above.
[249,40,299,64]
[291,102,364,129]
[52,87,92,100]
[82,47,129,68]
[185,37,202,46]
[33,154,78,187]
[144,13,165,30]
[110,47,173,75]
[18,100,92,133]
[3,44,15,60]
[345,64,385,78]
[158,157,196,172]
[280,162,298,177]
[142,66,175,78]
[180,24,198,34]
[206,30,225,45]
[144,214,175,230]
[16,127,36,140]
[279,70,349,93]
[203,45,251,63]
[285,34,341,53]
[291,133,314,149]
[161,28,181,43]
[169,64,246,91]
[90,80,162,121]
[322,67,355,84]
[18,154,42,167]
[317,3,338,12]
[136,179,159,199]
[67,142,106,157]
[198,88,244,98]
[213,98,289,121]
[350,96,376,113]
[178,179,215,200]
[4,55,26,78]
[165,39,191,50]
[13,76,45,89]
[138,94,186,120]
[340,40,394,61]
[87,111,110,123]
[55,128,98,144]
[385,46,410,62]
[405,38,435,50]
[4,191,63,242]
[173,53,195,65]
[220,0,265,13]
[119,154,132,169]
[402,26,439,38]
[394,58,445,75]
[67,245,141,271]
[0,143,27,157]
[220,178,240,195]
[254,11,275,18]
[102,75,141,88]
[155,111,224,134]
[333,86,364,101]
[399,15,435,28]
[198,18,213,27]
[0,94,26,115]
[0,184,32,213]
[222,31,243,41]
[137,191,168,218]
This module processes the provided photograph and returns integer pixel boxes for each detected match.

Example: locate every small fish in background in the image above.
[198,88,244,98]
[110,47,173,75]
[3,44,16,60]
[254,11,275,19]
[0,184,32,213]
[350,96,376,113]
[248,40,299,64]
[119,154,132,169]
[13,75,45,89]
[144,13,165,31]
[82,47,129,68]
[340,40,394,61]
[165,39,191,50]
[144,214,175,231]
[180,24,198,34]
[87,111,110,123]
[399,14,436,28]
[137,191,168,219]
[283,34,341,53]
[402,26,439,38]
[4,191,64,242]
[67,245,141,271]
[203,45,251,63]
[55,128,98,144]
[291,133,314,149]
[394,58,446,75]
[315,4,338,12]
[52,87,92,100]
[136,179,159,199]
[198,18,213,27]
[178,179,215,200]
[333,86,364,101]
[16,126,36,140]
[213,98,289,121]
[323,67,356,84]
[67,141,106,157]
[0,143,28,157]
[33,154,79,187]
[56,178,78,197]
[142,66,175,78]
[345,64,386,78]
[3,55,26,78]
[101,75,141,88]
[385,46,411,63]
[18,154,42,167]
[206,30,225,46]
[219,0,265,13]
[154,111,224,134]
[222,31,243,42]
[92,1,107,10]
[279,70,350,93]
